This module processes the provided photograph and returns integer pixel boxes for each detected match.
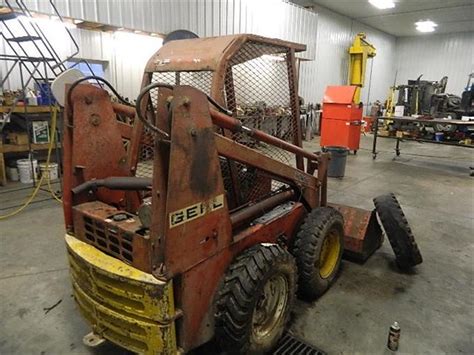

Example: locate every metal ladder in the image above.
[0,0,94,196]
[1,0,95,125]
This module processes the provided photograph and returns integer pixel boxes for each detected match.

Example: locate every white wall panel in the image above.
[5,0,319,102]
[110,31,163,99]
[395,32,474,95]
[1,22,162,100]
[312,5,397,107]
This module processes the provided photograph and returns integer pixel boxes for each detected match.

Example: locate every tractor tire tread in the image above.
[292,207,344,300]
[215,244,296,353]
[373,193,422,269]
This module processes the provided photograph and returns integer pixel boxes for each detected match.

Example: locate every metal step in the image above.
[7,35,42,43]
[271,332,326,355]
[0,54,56,62]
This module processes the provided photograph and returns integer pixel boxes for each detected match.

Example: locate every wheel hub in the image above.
[319,229,341,279]
[252,274,288,341]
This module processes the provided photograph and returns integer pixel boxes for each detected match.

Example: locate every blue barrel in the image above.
[35,82,55,105]
[326,146,349,178]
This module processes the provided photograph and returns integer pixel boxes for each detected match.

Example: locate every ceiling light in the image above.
[117,27,124,31]
[415,20,437,33]
[368,0,395,10]
[73,19,84,24]
[150,33,159,37]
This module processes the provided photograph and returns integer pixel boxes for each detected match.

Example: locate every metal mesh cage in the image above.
[225,41,296,165]
[134,71,214,178]
[136,129,155,178]
[152,71,213,94]
[133,44,299,208]
[221,41,298,207]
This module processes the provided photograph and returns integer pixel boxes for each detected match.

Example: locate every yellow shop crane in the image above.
[348,32,376,103]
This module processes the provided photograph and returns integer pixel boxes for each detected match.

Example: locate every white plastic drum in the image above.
[17,159,38,184]
[39,162,59,181]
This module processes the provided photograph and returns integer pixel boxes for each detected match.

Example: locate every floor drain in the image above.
[271,332,326,355]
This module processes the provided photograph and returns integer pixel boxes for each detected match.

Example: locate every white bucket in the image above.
[39,162,59,181]
[17,159,38,184]
[6,166,19,182]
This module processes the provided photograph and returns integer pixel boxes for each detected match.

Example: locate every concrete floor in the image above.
[0,135,473,354]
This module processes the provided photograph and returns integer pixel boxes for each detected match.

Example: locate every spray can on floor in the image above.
[387,321,401,351]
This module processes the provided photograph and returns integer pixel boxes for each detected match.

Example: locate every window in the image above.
[67,61,106,78]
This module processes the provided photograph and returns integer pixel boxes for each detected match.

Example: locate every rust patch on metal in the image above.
[330,203,383,261]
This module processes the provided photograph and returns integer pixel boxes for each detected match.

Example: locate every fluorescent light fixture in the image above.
[150,33,159,37]
[73,19,84,24]
[415,20,437,33]
[368,0,395,9]
[117,27,124,31]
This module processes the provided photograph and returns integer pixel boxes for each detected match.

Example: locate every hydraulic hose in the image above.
[135,82,233,136]
[0,106,60,219]
[66,76,134,112]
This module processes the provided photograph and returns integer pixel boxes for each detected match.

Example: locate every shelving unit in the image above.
[0,106,60,186]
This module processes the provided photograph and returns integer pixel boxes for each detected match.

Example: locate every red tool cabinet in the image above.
[320,86,363,152]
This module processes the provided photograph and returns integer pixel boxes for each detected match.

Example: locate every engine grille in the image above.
[82,215,134,263]
[72,201,150,267]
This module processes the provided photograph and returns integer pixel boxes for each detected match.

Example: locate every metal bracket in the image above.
[82,332,106,348]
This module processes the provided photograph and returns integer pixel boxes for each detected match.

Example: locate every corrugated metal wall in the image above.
[0,23,162,99]
[5,0,319,101]
[395,31,474,95]
[7,1,470,107]
[312,5,397,107]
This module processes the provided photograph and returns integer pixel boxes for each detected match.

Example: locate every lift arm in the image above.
[348,32,376,103]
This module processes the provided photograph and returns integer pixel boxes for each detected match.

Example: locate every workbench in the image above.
[0,106,59,186]
[372,116,474,159]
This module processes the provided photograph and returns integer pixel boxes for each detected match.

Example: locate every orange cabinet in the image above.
[320,86,362,151]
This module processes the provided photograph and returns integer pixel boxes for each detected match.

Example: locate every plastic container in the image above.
[26,89,38,106]
[39,162,59,181]
[6,166,19,182]
[434,132,444,142]
[17,159,38,184]
[35,82,55,105]
[326,146,349,178]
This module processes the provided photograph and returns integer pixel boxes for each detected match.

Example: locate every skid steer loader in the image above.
[62,34,383,354]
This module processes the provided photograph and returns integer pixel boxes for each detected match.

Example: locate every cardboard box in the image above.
[394,105,405,117]
[32,121,50,144]
[7,132,29,145]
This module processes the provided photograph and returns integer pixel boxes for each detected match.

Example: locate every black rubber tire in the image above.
[292,207,344,300]
[373,193,423,269]
[214,244,297,354]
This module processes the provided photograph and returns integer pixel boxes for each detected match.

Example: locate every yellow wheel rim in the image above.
[319,230,341,279]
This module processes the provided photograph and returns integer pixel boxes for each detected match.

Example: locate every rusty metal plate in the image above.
[330,204,383,261]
